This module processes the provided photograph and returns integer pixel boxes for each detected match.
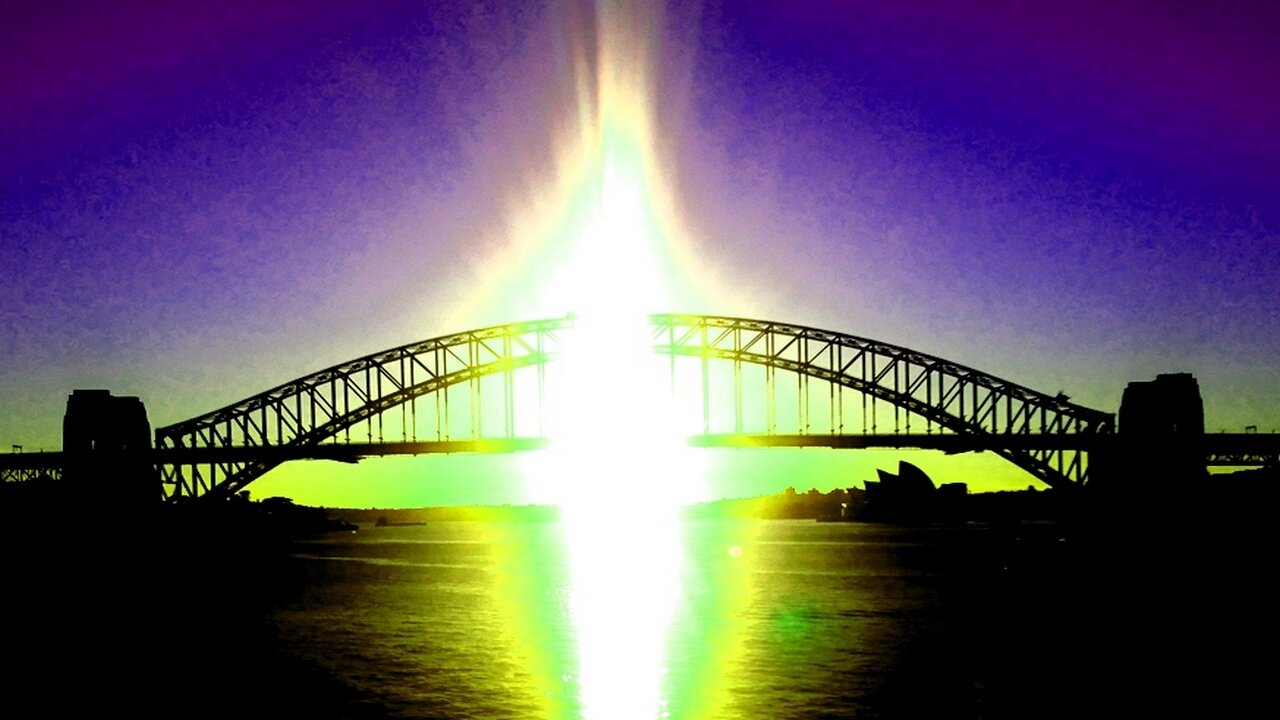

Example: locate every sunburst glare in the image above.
[518,1,709,718]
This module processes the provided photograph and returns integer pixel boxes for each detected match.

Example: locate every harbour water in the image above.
[8,510,1263,718]
[268,520,1021,719]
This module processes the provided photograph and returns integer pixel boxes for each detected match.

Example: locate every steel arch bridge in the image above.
[153,314,1115,501]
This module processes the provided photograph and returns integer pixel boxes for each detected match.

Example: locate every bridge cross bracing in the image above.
[146,314,1117,502]
[153,318,568,500]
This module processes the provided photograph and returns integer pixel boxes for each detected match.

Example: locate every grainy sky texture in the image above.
[3,1,1277,504]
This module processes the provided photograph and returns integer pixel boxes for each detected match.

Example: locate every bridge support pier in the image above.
[1088,373,1207,512]
[63,389,160,509]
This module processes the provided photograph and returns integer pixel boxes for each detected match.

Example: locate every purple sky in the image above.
[3,1,1278,500]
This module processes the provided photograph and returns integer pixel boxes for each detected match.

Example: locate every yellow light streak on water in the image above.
[515,2,716,718]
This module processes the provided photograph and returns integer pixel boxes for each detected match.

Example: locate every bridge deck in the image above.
[3,434,1276,474]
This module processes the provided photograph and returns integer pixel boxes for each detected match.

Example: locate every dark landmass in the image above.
[329,504,560,526]
[322,462,1062,525]
[1,493,381,718]
[679,487,845,520]
[216,493,358,535]
[326,462,1279,528]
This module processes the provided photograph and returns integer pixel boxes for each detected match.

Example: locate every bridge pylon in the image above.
[1088,373,1208,503]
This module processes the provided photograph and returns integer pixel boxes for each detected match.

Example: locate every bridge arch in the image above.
[652,315,1114,490]
[156,318,570,500]
[156,314,1113,501]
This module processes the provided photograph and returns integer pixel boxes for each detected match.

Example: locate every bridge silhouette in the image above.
[2,314,1276,500]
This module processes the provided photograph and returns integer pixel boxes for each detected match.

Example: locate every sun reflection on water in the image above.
[525,169,708,716]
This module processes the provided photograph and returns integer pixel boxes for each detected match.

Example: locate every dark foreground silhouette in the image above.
[2,499,391,718]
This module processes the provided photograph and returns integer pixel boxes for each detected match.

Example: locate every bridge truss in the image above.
[145,313,1121,501]
[652,315,1115,489]
[155,318,569,500]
